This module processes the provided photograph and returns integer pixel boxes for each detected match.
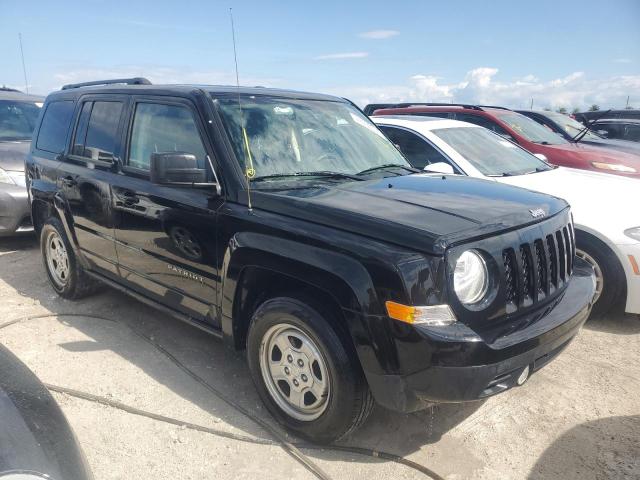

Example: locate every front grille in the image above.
[503,220,574,313]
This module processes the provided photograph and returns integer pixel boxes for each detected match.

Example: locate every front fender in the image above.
[221,232,379,320]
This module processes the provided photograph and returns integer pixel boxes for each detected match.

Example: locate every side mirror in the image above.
[424,162,455,175]
[150,152,207,185]
[533,153,548,161]
[596,130,609,138]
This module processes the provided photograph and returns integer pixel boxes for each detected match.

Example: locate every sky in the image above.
[1,0,639,110]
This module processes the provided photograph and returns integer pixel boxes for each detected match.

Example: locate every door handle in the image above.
[60,176,77,187]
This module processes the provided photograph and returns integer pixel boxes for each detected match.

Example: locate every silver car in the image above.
[0,88,42,236]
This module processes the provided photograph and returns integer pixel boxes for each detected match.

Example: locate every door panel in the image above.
[57,97,126,277]
[113,97,222,325]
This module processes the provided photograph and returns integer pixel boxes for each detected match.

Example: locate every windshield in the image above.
[541,111,603,140]
[214,95,409,184]
[0,100,42,141]
[495,111,568,145]
[432,126,552,176]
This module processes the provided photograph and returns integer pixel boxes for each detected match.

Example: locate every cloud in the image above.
[314,52,369,60]
[358,30,400,40]
[613,58,633,64]
[328,67,640,110]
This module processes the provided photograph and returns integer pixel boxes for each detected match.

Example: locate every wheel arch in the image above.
[220,232,380,352]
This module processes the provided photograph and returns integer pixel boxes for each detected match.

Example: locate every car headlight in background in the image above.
[454,250,488,305]
[591,162,637,173]
[0,168,26,187]
[0,168,16,185]
[624,227,640,242]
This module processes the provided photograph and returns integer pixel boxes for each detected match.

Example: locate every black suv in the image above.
[27,78,595,443]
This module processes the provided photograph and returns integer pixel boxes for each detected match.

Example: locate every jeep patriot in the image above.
[27,78,596,442]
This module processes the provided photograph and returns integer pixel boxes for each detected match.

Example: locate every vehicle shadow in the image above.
[584,311,640,335]
[529,415,640,480]
[0,240,480,469]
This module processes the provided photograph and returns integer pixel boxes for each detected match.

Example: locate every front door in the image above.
[112,97,223,326]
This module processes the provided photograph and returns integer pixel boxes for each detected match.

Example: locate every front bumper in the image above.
[364,257,596,413]
[0,183,32,236]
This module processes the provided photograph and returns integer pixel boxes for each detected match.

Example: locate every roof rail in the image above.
[61,77,152,90]
[363,102,484,115]
[476,105,511,110]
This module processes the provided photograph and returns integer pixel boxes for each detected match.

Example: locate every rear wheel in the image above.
[575,232,625,317]
[247,297,374,443]
[41,217,99,299]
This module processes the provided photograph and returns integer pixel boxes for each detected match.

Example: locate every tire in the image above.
[575,232,626,317]
[247,297,374,444]
[41,217,99,300]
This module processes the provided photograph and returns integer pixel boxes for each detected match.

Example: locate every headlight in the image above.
[624,227,640,242]
[0,167,16,185]
[454,250,488,305]
[591,162,637,173]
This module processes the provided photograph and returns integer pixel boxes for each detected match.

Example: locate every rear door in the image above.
[55,95,127,278]
[111,96,223,326]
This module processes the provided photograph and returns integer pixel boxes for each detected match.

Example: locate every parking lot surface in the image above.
[1,236,638,480]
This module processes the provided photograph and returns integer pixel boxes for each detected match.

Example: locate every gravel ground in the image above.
[1,236,639,480]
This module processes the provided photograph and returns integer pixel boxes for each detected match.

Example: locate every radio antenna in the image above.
[230,8,254,212]
[18,33,29,94]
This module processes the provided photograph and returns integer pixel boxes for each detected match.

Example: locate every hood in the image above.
[0,141,30,172]
[498,167,640,242]
[581,138,640,156]
[545,141,640,170]
[253,174,568,254]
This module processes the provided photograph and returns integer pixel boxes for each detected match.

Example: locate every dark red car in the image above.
[365,103,640,178]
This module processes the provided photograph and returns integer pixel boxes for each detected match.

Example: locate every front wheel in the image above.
[247,297,374,443]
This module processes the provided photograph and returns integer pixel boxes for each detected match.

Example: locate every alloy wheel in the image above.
[576,248,603,303]
[45,231,70,288]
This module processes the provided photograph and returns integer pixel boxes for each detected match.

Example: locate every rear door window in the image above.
[36,100,75,153]
[72,101,124,161]
[625,124,640,141]
[454,113,515,141]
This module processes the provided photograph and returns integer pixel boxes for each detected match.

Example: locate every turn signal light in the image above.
[385,301,457,326]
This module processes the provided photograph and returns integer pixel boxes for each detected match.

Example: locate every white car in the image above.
[371,115,640,316]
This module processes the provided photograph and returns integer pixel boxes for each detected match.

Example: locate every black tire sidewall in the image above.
[247,297,367,443]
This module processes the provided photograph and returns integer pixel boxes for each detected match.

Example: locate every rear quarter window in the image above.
[36,100,75,153]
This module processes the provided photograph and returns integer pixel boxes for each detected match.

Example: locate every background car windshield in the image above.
[0,100,42,141]
[215,95,408,180]
[496,111,567,145]
[432,126,552,176]
[543,111,602,140]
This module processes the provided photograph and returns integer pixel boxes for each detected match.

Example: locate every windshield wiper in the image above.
[487,172,516,177]
[356,163,420,176]
[572,109,612,143]
[251,171,364,182]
